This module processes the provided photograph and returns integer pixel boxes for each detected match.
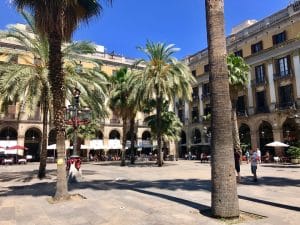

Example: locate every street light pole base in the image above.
[68,164,82,183]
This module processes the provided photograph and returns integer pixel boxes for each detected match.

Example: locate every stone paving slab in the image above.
[0,161,299,225]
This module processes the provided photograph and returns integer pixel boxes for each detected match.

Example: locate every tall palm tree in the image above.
[11,0,112,200]
[109,67,137,166]
[205,0,239,217]
[227,54,249,154]
[0,11,108,179]
[131,41,195,166]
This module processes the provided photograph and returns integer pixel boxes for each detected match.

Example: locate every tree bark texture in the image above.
[205,0,239,217]
[38,88,49,179]
[48,32,69,200]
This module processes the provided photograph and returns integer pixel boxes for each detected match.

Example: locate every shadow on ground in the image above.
[1,175,300,213]
[91,161,176,167]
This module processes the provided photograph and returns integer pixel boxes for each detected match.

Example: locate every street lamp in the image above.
[64,88,91,181]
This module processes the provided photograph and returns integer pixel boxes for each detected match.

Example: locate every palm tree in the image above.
[131,41,195,167]
[109,67,137,166]
[11,0,112,200]
[227,54,249,154]
[205,0,239,217]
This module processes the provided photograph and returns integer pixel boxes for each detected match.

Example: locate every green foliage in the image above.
[66,120,100,140]
[287,146,300,158]
[227,54,250,92]
[144,111,183,142]
[202,113,211,121]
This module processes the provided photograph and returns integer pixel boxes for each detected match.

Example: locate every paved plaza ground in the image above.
[0,160,299,225]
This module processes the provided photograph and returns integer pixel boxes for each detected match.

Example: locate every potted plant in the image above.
[287,146,300,164]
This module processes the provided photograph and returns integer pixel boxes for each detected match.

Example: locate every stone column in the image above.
[199,85,204,116]
[272,128,284,156]
[247,71,254,115]
[267,63,276,111]
[250,130,258,150]
[184,102,189,125]
[293,54,300,106]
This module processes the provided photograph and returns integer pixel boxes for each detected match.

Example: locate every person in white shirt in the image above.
[251,149,258,182]
[257,148,261,163]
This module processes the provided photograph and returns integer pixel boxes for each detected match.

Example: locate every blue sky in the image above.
[0,0,290,59]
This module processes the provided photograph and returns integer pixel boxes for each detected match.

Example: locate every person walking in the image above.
[257,148,261,163]
[251,148,258,182]
[245,149,250,164]
[234,148,241,182]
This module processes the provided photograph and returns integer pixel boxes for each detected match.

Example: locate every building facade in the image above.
[0,24,176,161]
[177,1,300,159]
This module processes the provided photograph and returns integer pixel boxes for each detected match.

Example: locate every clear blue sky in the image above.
[0,0,290,59]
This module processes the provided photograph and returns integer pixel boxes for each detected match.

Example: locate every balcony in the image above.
[201,93,210,101]
[110,118,121,124]
[275,101,296,110]
[256,106,269,114]
[251,79,267,87]
[237,110,248,117]
[192,95,199,102]
[273,70,292,80]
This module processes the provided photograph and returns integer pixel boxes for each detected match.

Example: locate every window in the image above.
[192,87,199,100]
[255,64,265,84]
[204,104,211,116]
[278,85,293,108]
[192,70,196,77]
[251,41,263,54]
[234,50,243,57]
[192,107,199,122]
[178,109,184,123]
[272,31,286,45]
[276,56,291,77]
[256,91,268,113]
[9,55,18,64]
[236,96,246,116]
[202,83,210,97]
[204,64,210,73]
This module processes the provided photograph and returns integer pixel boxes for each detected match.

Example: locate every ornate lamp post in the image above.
[64,88,91,182]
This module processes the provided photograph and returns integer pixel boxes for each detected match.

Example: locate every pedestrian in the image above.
[234,148,241,182]
[251,148,258,182]
[245,149,250,164]
[257,148,261,163]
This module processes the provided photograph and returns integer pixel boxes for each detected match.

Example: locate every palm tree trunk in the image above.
[156,96,163,167]
[129,116,136,164]
[48,32,69,200]
[206,0,239,217]
[231,98,241,154]
[121,117,127,166]
[38,89,49,179]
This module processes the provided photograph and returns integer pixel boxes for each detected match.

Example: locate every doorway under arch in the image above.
[25,128,41,161]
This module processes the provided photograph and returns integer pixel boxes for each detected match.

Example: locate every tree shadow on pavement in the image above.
[0,169,57,183]
[91,161,176,167]
[240,176,300,187]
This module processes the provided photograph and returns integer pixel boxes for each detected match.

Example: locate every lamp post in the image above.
[64,88,91,182]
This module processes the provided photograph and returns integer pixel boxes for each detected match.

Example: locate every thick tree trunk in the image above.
[156,97,163,167]
[48,32,69,200]
[205,0,239,217]
[121,117,127,166]
[129,116,136,164]
[38,89,49,179]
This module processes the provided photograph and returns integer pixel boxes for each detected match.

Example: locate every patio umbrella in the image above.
[265,141,289,147]
[68,144,90,149]
[47,144,57,149]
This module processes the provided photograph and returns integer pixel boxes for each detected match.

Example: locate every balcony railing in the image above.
[275,101,296,110]
[273,70,292,80]
[251,79,267,87]
[237,110,248,117]
[256,106,269,114]
[110,118,121,124]
[201,93,210,101]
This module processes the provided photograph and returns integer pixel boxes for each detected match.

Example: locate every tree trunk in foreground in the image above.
[38,89,49,179]
[205,0,239,217]
[48,32,69,200]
